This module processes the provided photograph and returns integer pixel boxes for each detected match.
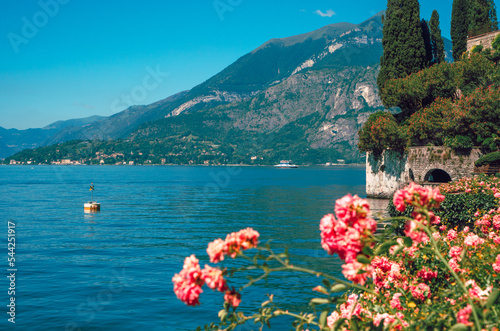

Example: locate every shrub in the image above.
[358,112,407,155]
[475,151,500,167]
[471,44,484,54]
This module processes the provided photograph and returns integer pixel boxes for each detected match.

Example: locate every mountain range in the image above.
[2,11,453,164]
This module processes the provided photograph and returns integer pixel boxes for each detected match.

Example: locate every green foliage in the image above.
[387,196,414,235]
[406,98,456,146]
[429,10,446,64]
[421,19,433,66]
[469,0,499,37]
[475,151,500,166]
[357,112,406,155]
[388,192,498,231]
[471,44,484,53]
[451,0,471,61]
[377,0,427,92]
[492,34,500,50]
[380,61,458,116]
[437,193,498,230]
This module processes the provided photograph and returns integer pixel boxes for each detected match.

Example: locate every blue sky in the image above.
[0,0,496,129]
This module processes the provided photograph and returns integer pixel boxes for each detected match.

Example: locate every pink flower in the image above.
[342,261,372,285]
[449,246,462,259]
[201,265,227,292]
[207,228,260,263]
[335,194,370,225]
[465,279,491,300]
[207,239,225,263]
[447,229,457,241]
[172,279,203,306]
[320,195,376,263]
[224,288,241,308]
[449,257,463,273]
[456,304,473,326]
[172,255,204,306]
[494,192,500,198]
[411,283,431,301]
[390,293,404,310]
[493,254,500,273]
[393,183,445,212]
[327,311,340,328]
[339,294,363,319]
[373,313,395,327]
[417,267,438,281]
[464,233,485,247]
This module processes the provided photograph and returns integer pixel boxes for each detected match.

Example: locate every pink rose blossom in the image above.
[224,288,241,308]
[342,261,372,285]
[327,311,340,328]
[464,233,485,247]
[207,228,260,263]
[447,229,457,241]
[411,283,431,301]
[390,293,404,310]
[201,265,227,292]
[172,255,205,306]
[449,246,462,259]
[417,267,438,281]
[465,279,492,300]
[456,304,473,326]
[492,254,500,273]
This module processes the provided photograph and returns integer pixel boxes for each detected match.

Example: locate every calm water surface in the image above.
[0,165,371,330]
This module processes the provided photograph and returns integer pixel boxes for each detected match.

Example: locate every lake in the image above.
[0,165,380,330]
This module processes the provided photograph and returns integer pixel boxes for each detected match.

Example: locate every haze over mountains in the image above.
[1,11,453,163]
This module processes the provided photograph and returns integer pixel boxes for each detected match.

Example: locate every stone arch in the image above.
[424,168,452,183]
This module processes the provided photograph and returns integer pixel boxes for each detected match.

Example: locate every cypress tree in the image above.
[378,0,427,92]
[469,0,498,35]
[421,19,433,66]
[451,0,470,61]
[429,10,446,64]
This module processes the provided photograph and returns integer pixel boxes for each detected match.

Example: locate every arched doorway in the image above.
[424,169,452,183]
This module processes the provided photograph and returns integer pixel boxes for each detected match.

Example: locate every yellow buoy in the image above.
[84,182,100,212]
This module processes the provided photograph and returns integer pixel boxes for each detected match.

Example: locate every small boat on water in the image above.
[274,160,298,168]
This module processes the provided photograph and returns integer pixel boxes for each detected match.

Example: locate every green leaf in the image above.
[356,255,371,264]
[319,310,329,328]
[403,236,413,247]
[486,288,500,309]
[310,298,330,305]
[449,323,468,331]
[331,284,348,293]
[374,240,398,256]
[362,246,374,256]
[322,279,331,289]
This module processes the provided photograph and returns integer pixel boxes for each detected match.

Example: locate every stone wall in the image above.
[366,150,410,199]
[366,147,484,198]
[467,30,500,52]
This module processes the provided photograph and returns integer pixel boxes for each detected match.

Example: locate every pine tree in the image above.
[378,0,427,92]
[421,19,433,66]
[451,0,470,61]
[429,10,446,64]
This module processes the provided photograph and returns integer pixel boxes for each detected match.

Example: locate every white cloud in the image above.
[315,9,336,17]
